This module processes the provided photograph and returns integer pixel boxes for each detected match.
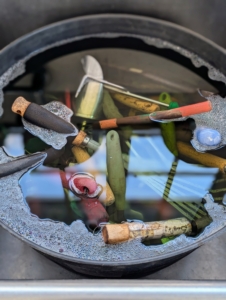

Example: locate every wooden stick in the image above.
[110,92,160,113]
[98,114,151,129]
[71,146,115,206]
[102,217,192,244]
[177,141,226,173]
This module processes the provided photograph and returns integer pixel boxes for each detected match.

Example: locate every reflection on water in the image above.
[1,48,223,246]
[17,127,218,227]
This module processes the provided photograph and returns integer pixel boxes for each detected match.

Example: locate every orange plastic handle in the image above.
[178,101,212,117]
[99,119,118,129]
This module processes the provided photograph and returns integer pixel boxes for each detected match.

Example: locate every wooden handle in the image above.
[177,141,226,173]
[0,152,46,178]
[111,92,159,113]
[102,218,192,244]
[102,223,130,244]
[72,130,87,146]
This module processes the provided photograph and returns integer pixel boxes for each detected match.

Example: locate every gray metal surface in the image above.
[0,279,226,299]
[1,225,226,280]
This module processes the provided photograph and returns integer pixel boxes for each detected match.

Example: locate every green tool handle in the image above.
[106,130,126,219]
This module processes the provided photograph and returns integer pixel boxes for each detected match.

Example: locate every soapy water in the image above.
[0,147,226,262]
[191,94,226,152]
[0,34,226,262]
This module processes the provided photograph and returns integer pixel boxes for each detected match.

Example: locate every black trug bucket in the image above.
[1,14,226,278]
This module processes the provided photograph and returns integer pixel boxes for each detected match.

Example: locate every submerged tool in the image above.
[106,130,126,223]
[102,216,212,244]
[72,55,104,120]
[75,55,179,109]
[25,137,65,166]
[0,152,46,178]
[149,100,212,122]
[71,145,115,206]
[102,92,143,220]
[102,90,133,141]
[95,99,212,130]
[177,141,226,173]
[158,92,178,157]
[60,171,109,228]
[110,92,160,113]
[12,97,100,151]
[102,218,192,244]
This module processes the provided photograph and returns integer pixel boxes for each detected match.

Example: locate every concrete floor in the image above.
[0,225,226,280]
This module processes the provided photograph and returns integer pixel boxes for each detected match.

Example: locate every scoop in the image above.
[75,56,179,109]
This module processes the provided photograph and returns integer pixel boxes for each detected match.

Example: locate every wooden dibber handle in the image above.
[12,97,77,134]
[177,141,226,173]
[110,93,160,113]
[71,146,115,206]
[102,217,192,244]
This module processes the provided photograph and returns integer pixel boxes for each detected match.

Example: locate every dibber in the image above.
[0,152,46,178]
[12,97,77,134]
[12,97,100,151]
[96,97,212,129]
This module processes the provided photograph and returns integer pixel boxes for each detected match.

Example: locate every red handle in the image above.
[178,101,212,117]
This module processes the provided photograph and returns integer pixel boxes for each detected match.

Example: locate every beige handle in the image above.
[177,141,226,173]
[12,97,31,117]
[102,218,192,244]
[72,130,87,146]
